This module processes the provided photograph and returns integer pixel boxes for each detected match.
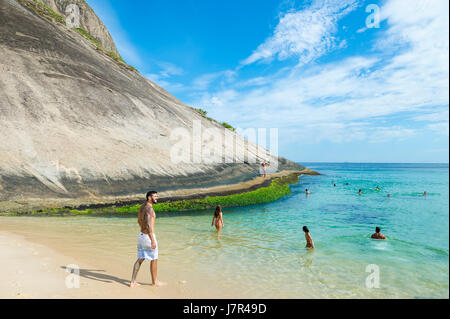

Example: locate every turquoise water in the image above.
[159,162,449,298]
[1,163,448,298]
[158,162,449,298]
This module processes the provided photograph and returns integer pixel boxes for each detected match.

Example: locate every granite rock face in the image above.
[0,0,305,202]
[39,0,119,56]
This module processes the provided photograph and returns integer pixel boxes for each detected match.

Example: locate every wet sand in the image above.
[0,230,198,299]
[0,214,250,299]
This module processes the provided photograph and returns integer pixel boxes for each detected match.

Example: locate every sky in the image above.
[87,0,449,163]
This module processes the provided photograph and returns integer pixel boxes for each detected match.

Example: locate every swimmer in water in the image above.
[371,227,386,240]
[306,189,311,195]
[358,189,363,195]
[211,205,224,231]
[375,186,381,191]
[422,191,428,196]
[387,194,391,198]
[303,226,315,249]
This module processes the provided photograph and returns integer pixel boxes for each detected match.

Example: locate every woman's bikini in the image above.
[214,213,222,228]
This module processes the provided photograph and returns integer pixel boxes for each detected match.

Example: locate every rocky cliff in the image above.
[0,0,305,208]
[28,0,119,56]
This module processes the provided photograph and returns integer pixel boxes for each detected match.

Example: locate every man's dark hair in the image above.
[303,226,309,233]
[376,227,381,233]
[146,191,158,200]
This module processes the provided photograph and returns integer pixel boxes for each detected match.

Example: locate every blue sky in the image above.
[87,0,449,163]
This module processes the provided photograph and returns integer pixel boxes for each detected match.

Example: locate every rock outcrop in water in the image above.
[0,0,307,211]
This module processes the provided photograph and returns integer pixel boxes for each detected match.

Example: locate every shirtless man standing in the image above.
[303,226,315,249]
[130,191,166,287]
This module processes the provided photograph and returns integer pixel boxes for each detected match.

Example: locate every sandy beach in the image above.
[0,230,193,299]
[0,213,252,299]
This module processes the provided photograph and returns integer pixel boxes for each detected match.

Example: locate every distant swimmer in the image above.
[422,191,428,196]
[303,226,315,249]
[375,186,381,191]
[333,184,337,187]
[305,189,311,195]
[130,191,166,288]
[358,189,363,195]
[211,205,224,231]
[371,227,386,240]
[387,194,391,198]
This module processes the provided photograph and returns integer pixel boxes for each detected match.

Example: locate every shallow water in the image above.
[1,163,448,298]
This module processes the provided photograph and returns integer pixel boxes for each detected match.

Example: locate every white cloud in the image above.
[427,122,449,136]
[235,77,270,88]
[145,73,168,86]
[241,0,358,66]
[157,61,184,78]
[281,123,415,144]
[144,61,187,93]
[367,126,416,143]
[356,27,367,33]
[411,109,449,122]
[190,0,448,145]
[145,72,185,93]
[192,70,236,91]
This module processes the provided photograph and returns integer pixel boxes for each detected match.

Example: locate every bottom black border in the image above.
[1,299,448,317]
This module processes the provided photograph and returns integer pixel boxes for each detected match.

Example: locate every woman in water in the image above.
[211,205,224,231]
[303,226,315,249]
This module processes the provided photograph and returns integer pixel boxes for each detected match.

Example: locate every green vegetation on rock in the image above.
[157,177,292,212]
[73,27,138,72]
[192,107,216,122]
[221,122,236,132]
[4,175,299,216]
[17,0,138,73]
[194,108,208,117]
[74,27,101,48]
[191,108,236,132]
[18,0,65,24]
